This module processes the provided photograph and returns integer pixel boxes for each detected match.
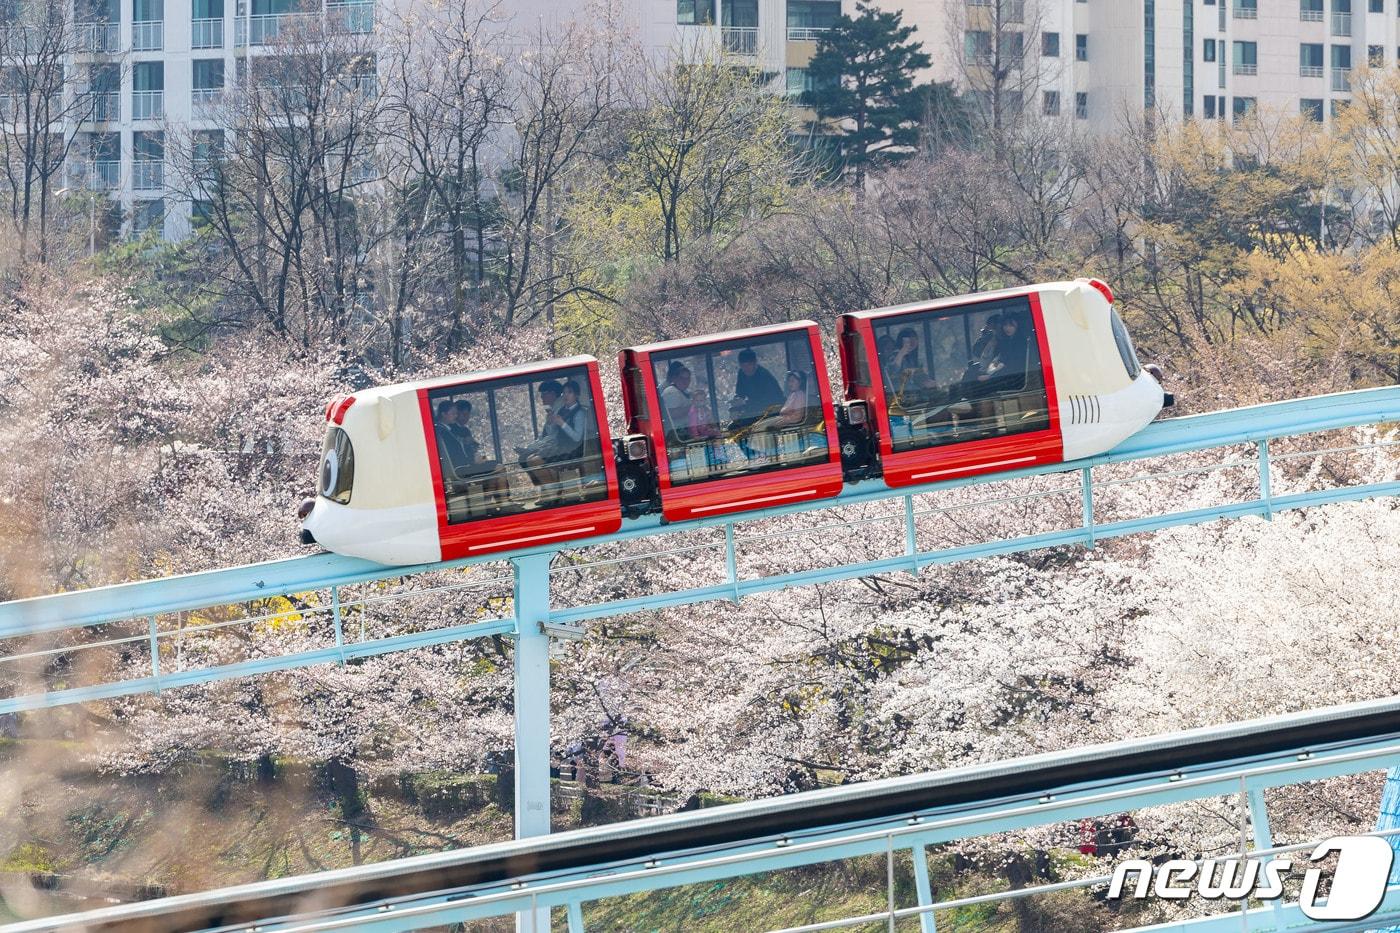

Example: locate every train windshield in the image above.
[427,366,608,524]
[872,296,1051,453]
[649,331,829,487]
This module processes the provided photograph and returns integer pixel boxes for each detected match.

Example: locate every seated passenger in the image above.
[881,327,928,414]
[687,387,724,440]
[451,398,508,502]
[729,349,784,427]
[749,370,811,435]
[964,313,1035,425]
[521,379,590,505]
[435,399,471,478]
[660,362,694,441]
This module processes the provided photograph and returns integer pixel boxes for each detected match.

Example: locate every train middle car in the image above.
[300,280,1165,566]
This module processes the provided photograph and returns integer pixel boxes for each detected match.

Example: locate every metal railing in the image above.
[81,90,119,122]
[191,86,222,112]
[1234,62,1257,75]
[1300,63,1324,77]
[131,88,162,120]
[190,17,223,48]
[131,19,162,50]
[1333,66,1353,91]
[721,25,757,55]
[327,0,372,33]
[1234,2,1258,17]
[68,159,119,191]
[1333,10,1352,34]
[74,21,119,53]
[785,25,828,40]
[1300,6,1324,21]
[237,11,317,46]
[131,160,162,190]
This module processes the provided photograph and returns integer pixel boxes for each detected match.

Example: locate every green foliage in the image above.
[804,2,933,181]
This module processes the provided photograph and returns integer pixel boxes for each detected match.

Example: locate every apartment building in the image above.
[27,0,1386,241]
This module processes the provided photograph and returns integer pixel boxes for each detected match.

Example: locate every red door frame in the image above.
[418,359,622,560]
[620,325,844,523]
[841,291,1064,488]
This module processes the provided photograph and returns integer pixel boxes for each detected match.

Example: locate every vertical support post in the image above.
[912,842,937,933]
[513,553,553,933]
[147,616,161,694]
[331,585,345,664]
[1081,467,1095,548]
[1257,439,1273,520]
[886,833,896,933]
[724,524,739,604]
[904,495,917,572]
[1246,785,1284,931]
[566,899,586,933]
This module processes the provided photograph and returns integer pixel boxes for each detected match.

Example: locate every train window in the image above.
[872,296,1051,453]
[1110,309,1142,379]
[649,332,829,487]
[427,367,608,524]
[320,427,354,504]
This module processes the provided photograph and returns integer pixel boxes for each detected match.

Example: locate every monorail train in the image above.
[299,279,1168,565]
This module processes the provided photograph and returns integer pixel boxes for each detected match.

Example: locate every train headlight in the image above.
[625,434,650,461]
[319,427,355,504]
[846,401,868,426]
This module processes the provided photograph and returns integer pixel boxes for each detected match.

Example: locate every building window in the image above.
[1042,90,1060,115]
[1204,38,1216,62]
[964,30,992,63]
[1370,44,1385,65]
[1233,40,1257,75]
[1300,42,1324,75]
[676,0,714,25]
[1204,95,1217,118]
[1217,95,1226,119]
[1332,99,1350,118]
[1371,0,1384,11]
[1300,0,1323,19]
[1042,31,1059,57]
[1075,33,1087,60]
[132,198,165,237]
[1075,91,1088,118]
[787,0,839,36]
[1235,0,1258,16]
[1300,98,1324,121]
[1232,95,1256,123]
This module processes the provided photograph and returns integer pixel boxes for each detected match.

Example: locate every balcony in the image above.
[132,89,163,120]
[327,1,372,33]
[1333,11,1352,35]
[721,26,757,55]
[1332,67,1352,91]
[192,86,222,113]
[191,17,223,48]
[1300,64,1324,77]
[1300,7,1324,21]
[1234,4,1258,18]
[237,12,318,46]
[786,25,828,40]
[70,160,119,191]
[81,90,120,122]
[131,20,163,50]
[75,21,120,53]
[132,160,163,190]
[1234,62,1257,75]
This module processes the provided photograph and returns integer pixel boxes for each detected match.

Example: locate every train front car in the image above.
[301,357,622,566]
[617,322,844,522]
[838,279,1164,488]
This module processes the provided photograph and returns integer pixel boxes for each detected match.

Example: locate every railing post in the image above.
[567,899,586,932]
[725,523,739,604]
[1246,783,1284,930]
[1081,467,1095,548]
[1258,439,1273,520]
[904,495,917,572]
[147,616,160,694]
[331,585,345,664]
[912,841,937,933]
[513,552,553,933]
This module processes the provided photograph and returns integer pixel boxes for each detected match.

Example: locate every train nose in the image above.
[1143,363,1174,407]
[297,497,318,545]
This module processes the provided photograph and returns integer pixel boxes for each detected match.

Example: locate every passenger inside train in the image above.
[873,296,1050,452]
[651,335,828,485]
[428,368,608,521]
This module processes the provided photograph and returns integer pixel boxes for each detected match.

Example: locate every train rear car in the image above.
[617,322,844,522]
[837,280,1163,487]
[301,357,621,565]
